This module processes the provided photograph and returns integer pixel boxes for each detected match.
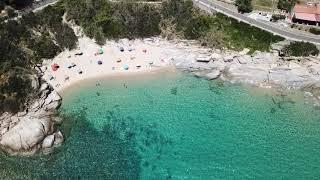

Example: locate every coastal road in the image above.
[20,0,59,13]
[194,0,320,44]
[18,0,320,44]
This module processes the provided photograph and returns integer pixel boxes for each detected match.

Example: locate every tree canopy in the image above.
[277,0,296,12]
[235,0,253,13]
[282,42,319,57]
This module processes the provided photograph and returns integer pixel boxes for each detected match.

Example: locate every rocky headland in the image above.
[163,39,320,104]
[0,78,63,155]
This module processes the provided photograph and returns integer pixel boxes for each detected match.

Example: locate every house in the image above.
[290,2,320,25]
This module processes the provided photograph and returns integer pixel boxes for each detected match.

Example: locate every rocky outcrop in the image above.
[167,39,320,99]
[0,81,63,155]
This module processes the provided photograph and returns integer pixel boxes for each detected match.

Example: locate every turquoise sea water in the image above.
[1,70,320,179]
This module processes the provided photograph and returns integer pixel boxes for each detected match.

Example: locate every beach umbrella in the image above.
[75,52,83,56]
[143,49,147,53]
[128,47,133,52]
[117,59,122,63]
[48,75,54,81]
[120,47,124,52]
[51,63,59,71]
[97,60,103,65]
[123,64,129,70]
[78,69,83,74]
[148,61,154,65]
[98,48,104,54]
[136,64,141,69]
[64,75,70,81]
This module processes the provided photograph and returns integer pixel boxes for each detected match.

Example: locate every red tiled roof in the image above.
[293,4,320,15]
[295,12,317,21]
[292,3,320,22]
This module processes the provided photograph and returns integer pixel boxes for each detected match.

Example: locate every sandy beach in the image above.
[42,37,174,92]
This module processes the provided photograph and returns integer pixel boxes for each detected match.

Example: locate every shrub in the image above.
[277,0,296,12]
[309,27,320,35]
[271,14,286,22]
[0,69,35,114]
[282,42,319,57]
[235,0,253,13]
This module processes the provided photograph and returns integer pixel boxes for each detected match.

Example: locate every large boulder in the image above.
[0,81,63,155]
[42,134,55,149]
[237,55,252,64]
[0,117,53,154]
[223,63,270,86]
[268,67,312,88]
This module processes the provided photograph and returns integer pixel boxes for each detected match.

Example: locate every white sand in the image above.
[42,37,175,92]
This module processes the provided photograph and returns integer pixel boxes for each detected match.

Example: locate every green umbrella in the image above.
[98,48,104,54]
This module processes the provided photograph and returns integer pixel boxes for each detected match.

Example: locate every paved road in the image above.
[18,0,320,44]
[20,0,59,13]
[194,0,320,44]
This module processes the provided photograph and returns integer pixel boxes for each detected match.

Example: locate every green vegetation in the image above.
[0,3,77,113]
[251,0,273,11]
[2,0,33,9]
[282,42,319,57]
[235,0,253,13]
[0,1,5,11]
[277,0,296,12]
[271,14,286,22]
[309,27,320,35]
[209,13,283,51]
[63,0,282,51]
[64,0,161,44]
[252,0,273,8]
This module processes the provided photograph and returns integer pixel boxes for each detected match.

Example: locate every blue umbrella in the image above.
[97,60,103,65]
[123,64,129,70]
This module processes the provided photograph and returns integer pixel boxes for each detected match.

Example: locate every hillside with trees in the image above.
[277,0,296,12]
[2,0,33,9]
[0,2,77,113]
[235,0,253,13]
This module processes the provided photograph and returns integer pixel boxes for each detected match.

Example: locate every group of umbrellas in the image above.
[51,46,150,77]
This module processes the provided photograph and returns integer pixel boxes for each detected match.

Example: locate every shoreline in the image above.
[40,36,320,106]
[58,66,176,95]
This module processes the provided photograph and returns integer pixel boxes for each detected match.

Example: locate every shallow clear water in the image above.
[1,70,320,179]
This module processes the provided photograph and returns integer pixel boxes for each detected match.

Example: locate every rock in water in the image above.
[42,134,55,149]
[0,81,63,155]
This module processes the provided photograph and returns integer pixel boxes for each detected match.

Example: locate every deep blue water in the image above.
[1,70,320,179]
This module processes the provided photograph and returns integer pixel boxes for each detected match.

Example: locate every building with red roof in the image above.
[290,2,320,25]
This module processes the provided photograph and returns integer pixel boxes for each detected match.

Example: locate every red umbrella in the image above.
[51,63,59,71]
